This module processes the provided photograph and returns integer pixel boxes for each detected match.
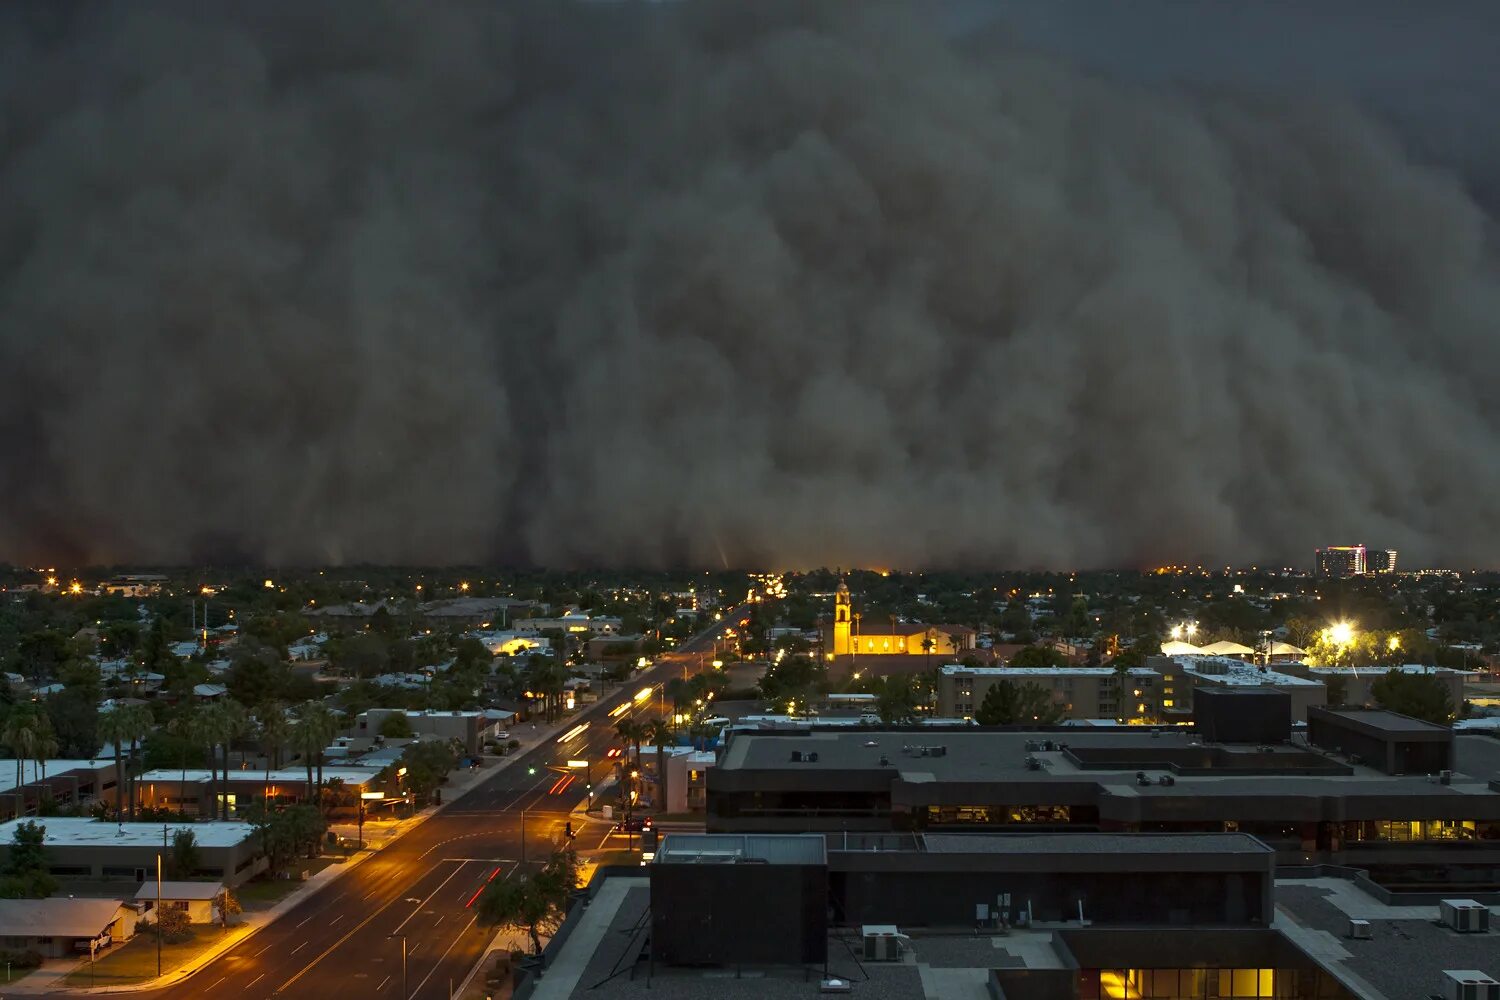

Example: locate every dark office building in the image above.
[708,726,1500,888]
[1306,707,1453,776]
[829,832,1273,927]
[651,834,828,967]
[1194,688,1291,745]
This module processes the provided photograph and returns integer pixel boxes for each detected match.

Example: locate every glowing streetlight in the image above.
[1185,623,1198,639]
[1328,621,1355,646]
[1387,635,1401,652]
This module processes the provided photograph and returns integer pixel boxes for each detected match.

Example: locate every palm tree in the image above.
[293,702,340,807]
[663,678,690,720]
[257,704,291,808]
[117,704,154,821]
[166,706,201,818]
[194,705,221,820]
[3,708,44,812]
[921,634,936,674]
[31,717,59,794]
[645,718,674,814]
[213,702,250,819]
[96,708,129,819]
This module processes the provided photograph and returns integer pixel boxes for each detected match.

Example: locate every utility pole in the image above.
[389,934,408,1000]
[156,852,163,977]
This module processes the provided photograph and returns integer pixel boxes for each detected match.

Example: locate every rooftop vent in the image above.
[1441,970,1500,1000]
[878,755,890,766]
[1348,919,1371,939]
[1158,775,1176,786]
[1024,756,1041,771]
[807,752,819,763]
[790,750,804,763]
[1439,901,1491,934]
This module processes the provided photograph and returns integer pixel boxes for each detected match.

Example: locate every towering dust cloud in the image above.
[1,1,1498,569]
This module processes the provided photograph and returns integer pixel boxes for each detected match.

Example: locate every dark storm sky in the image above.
[1,0,1497,570]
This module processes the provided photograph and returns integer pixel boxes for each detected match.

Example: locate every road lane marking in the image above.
[291,941,307,954]
[330,913,344,926]
[248,973,265,988]
[393,862,472,933]
[296,914,315,927]
[209,976,226,989]
[255,943,273,957]
[409,915,479,999]
[274,861,460,997]
[378,975,391,990]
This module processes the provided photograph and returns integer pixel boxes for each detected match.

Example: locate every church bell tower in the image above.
[832,579,852,656]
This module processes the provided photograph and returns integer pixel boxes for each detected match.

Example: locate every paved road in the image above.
[39,604,747,1000]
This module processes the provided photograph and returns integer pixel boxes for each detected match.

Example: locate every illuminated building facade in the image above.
[825,579,974,657]
[1315,545,1366,578]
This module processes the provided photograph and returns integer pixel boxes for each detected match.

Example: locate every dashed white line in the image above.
[378,974,391,990]
[291,941,308,954]
[248,973,265,988]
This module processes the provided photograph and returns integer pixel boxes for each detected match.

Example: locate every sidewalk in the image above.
[11,712,588,994]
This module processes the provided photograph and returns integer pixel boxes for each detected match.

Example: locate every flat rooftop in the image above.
[717,729,1500,801]
[0,759,112,793]
[1275,876,1500,1000]
[138,766,382,786]
[0,818,256,849]
[920,832,1272,856]
[657,833,826,865]
[1312,707,1449,734]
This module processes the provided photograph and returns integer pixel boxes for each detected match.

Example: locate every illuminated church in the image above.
[823,580,975,658]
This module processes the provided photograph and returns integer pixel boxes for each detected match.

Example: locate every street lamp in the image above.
[1327,621,1355,647]
[389,934,408,1000]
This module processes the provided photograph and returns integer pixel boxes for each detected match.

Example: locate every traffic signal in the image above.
[528,767,536,775]
[565,821,575,839]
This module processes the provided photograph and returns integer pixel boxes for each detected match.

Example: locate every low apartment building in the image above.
[1147,656,1326,722]
[1277,663,1466,713]
[936,665,1163,721]
[0,819,264,886]
[354,708,515,755]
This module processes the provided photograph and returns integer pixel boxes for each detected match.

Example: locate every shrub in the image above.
[153,905,193,943]
[0,948,44,969]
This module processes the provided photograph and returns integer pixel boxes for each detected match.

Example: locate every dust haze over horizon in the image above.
[2,0,1499,572]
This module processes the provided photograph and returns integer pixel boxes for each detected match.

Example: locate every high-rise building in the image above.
[1368,549,1398,574]
[1315,545,1366,578]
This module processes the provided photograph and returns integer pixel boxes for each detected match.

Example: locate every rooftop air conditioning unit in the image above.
[932,746,947,757]
[790,750,804,762]
[1440,901,1491,934]
[807,752,819,763]
[1024,756,1041,771]
[1158,775,1176,786]
[1441,770,1454,785]
[1348,919,1371,939]
[1442,971,1500,1000]
[862,925,905,963]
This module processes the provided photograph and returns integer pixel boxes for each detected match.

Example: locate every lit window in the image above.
[1163,699,1174,708]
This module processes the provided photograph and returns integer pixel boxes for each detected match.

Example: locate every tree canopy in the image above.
[974,679,1063,726]
[1370,669,1454,724]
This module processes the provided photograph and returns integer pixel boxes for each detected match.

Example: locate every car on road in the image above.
[614,816,653,833]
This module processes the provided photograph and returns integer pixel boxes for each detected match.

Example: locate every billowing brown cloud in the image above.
[2,1,1498,569]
